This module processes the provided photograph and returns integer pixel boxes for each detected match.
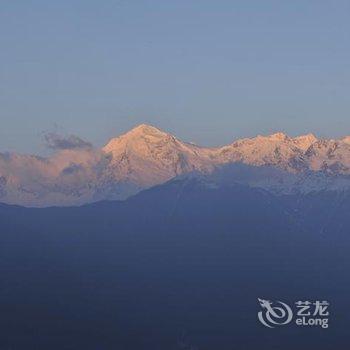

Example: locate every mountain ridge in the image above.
[1,124,350,206]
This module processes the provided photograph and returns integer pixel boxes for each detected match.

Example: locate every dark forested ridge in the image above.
[0,179,349,349]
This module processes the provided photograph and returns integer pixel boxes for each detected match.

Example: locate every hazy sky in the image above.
[0,0,349,154]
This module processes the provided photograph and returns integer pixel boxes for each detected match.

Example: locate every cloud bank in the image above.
[44,133,92,150]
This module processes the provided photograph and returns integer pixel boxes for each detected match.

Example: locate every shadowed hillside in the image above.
[0,179,349,349]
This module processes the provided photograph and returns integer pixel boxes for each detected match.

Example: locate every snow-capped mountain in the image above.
[1,124,350,206]
[304,139,350,174]
[214,132,307,172]
[103,124,216,187]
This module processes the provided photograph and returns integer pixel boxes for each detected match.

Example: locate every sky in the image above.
[0,0,349,154]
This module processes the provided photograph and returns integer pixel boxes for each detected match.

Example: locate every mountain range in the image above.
[1,126,349,349]
[1,124,350,206]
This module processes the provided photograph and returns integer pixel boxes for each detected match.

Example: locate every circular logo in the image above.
[258,298,293,328]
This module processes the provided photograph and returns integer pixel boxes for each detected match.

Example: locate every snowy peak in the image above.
[293,133,317,151]
[254,132,317,150]
[103,123,193,160]
[102,124,215,187]
[103,124,172,153]
[119,123,169,139]
[265,132,289,142]
[216,132,305,171]
[304,139,350,174]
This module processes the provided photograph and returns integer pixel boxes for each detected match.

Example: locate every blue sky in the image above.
[0,0,349,153]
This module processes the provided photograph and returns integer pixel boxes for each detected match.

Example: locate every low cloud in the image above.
[44,133,92,150]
